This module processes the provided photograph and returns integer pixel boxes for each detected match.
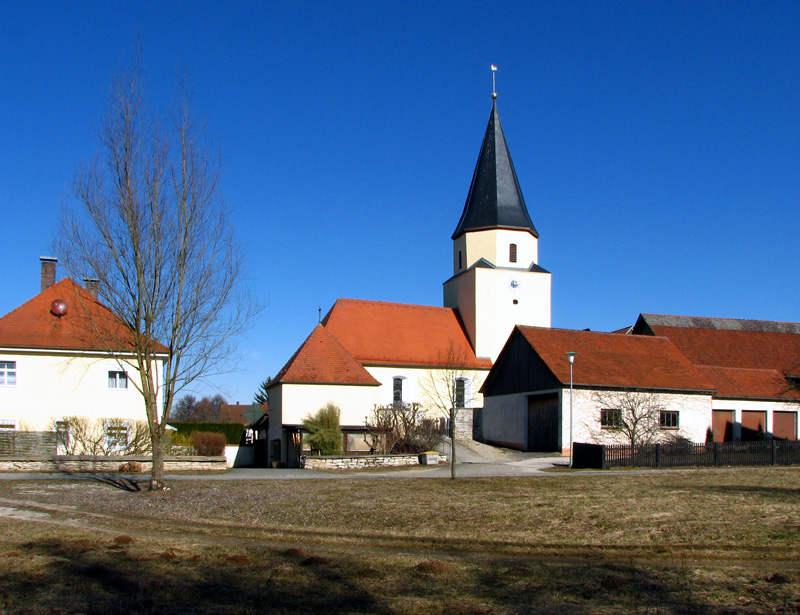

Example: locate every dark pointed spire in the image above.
[452,101,538,240]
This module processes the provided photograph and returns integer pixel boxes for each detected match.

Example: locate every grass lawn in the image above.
[0,467,798,613]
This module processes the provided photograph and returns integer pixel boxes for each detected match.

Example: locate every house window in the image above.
[455,378,466,408]
[509,244,517,263]
[0,361,16,387]
[660,411,680,429]
[108,371,128,389]
[600,409,622,429]
[393,378,403,404]
[105,423,129,451]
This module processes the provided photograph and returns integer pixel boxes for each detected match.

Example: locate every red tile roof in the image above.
[220,403,268,425]
[637,314,800,400]
[0,278,161,353]
[697,366,799,400]
[517,326,716,392]
[321,299,492,369]
[272,325,380,386]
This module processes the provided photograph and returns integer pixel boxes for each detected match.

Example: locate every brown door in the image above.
[712,410,734,442]
[773,412,798,440]
[527,393,560,452]
[741,410,767,441]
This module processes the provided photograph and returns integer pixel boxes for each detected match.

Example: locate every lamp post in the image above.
[565,351,577,468]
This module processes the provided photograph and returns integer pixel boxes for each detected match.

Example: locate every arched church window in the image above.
[393,378,403,404]
[455,378,466,408]
[509,244,517,263]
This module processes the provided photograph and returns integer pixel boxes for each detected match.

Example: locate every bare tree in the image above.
[172,393,226,422]
[418,343,482,479]
[589,389,669,448]
[365,402,443,454]
[55,52,257,489]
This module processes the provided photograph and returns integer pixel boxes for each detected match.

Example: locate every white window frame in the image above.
[104,421,129,452]
[108,370,128,390]
[0,361,17,387]
[0,418,19,430]
[660,410,680,430]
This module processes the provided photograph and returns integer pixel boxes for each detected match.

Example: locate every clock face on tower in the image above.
[509,279,520,290]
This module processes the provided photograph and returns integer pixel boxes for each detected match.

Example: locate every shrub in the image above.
[302,403,342,455]
[168,422,244,444]
[191,431,226,456]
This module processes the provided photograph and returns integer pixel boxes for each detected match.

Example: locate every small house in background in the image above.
[0,257,167,454]
[481,326,716,453]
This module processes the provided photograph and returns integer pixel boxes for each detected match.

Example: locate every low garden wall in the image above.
[0,455,227,473]
[303,453,438,470]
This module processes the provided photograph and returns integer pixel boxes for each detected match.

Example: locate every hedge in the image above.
[168,422,245,445]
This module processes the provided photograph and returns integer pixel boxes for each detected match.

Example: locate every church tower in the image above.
[443,99,551,362]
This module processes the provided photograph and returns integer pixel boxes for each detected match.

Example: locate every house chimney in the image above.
[83,277,100,298]
[40,257,57,292]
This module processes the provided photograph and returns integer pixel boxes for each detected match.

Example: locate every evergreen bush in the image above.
[302,403,343,455]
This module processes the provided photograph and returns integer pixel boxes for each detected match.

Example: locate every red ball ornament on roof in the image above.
[50,299,68,317]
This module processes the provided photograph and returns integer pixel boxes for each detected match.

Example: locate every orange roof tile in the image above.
[272,325,380,386]
[0,278,163,353]
[637,314,800,400]
[321,299,492,369]
[697,366,799,400]
[516,326,716,392]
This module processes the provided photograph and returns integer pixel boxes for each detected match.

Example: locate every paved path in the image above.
[0,440,568,481]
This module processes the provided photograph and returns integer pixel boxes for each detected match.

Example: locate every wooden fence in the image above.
[572,440,800,470]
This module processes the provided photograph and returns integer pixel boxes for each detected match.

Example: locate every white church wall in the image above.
[473,267,550,361]
[276,383,378,429]
[365,365,488,418]
[0,350,159,432]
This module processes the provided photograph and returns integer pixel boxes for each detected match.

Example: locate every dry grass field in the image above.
[0,467,799,614]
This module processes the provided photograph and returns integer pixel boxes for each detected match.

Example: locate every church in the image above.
[266,95,800,467]
[266,96,553,466]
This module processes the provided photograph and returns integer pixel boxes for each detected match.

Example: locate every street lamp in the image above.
[565,351,577,468]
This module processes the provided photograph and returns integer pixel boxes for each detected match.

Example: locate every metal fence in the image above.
[573,440,800,470]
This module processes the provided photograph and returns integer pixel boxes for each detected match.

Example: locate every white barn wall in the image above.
[569,389,713,450]
[712,398,800,440]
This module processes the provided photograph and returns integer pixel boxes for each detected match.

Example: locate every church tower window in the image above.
[393,378,403,404]
[509,244,517,263]
[458,250,463,270]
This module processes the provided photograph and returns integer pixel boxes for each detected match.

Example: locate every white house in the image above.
[0,258,165,453]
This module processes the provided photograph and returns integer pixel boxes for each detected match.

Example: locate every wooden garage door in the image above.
[712,410,734,442]
[773,412,798,441]
[741,410,767,441]
[527,393,560,452]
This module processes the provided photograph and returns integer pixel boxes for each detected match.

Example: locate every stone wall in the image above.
[303,453,423,470]
[0,455,226,473]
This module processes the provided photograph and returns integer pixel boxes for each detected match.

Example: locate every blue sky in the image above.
[2,1,798,403]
